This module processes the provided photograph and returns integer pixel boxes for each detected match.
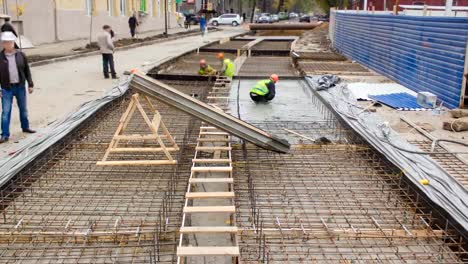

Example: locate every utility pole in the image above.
[164,0,168,36]
[15,0,22,50]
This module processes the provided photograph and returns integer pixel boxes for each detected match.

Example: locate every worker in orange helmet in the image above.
[198,59,217,76]
[217,53,235,78]
[249,74,279,102]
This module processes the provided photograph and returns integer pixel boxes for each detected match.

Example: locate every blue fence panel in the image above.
[333,12,468,109]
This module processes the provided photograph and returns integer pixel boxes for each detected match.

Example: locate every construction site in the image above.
[0,15,468,264]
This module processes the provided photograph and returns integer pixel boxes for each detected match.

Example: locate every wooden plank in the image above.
[197,138,230,142]
[199,132,230,136]
[183,206,236,213]
[114,135,168,140]
[189,178,234,183]
[192,159,231,163]
[96,160,177,166]
[177,246,239,256]
[191,167,232,172]
[196,146,232,151]
[109,147,178,153]
[186,192,235,199]
[179,226,238,234]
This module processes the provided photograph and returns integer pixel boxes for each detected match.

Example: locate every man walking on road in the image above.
[97,25,117,79]
[0,31,36,143]
[128,13,139,38]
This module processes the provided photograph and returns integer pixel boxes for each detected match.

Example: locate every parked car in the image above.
[289,12,298,18]
[184,14,200,25]
[258,13,271,23]
[209,14,243,26]
[271,14,280,22]
[299,15,310,23]
[317,15,329,22]
[278,12,288,20]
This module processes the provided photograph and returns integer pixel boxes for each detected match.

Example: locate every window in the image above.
[85,0,93,16]
[120,0,126,15]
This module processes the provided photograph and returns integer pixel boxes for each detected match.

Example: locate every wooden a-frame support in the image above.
[96,93,179,166]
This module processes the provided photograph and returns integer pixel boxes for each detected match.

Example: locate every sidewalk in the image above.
[23,26,190,57]
[0,27,246,156]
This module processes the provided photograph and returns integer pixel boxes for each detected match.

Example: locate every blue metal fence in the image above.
[333,12,468,109]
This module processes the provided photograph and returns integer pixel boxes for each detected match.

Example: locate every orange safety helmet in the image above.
[217,52,224,59]
[199,59,207,65]
[270,74,279,83]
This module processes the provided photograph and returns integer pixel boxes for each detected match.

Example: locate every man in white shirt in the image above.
[97,25,117,79]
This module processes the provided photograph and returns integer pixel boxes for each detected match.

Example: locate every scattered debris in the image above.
[415,122,434,132]
[443,118,468,132]
[450,109,468,118]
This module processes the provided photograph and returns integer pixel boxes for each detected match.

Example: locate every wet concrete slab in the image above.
[237,57,299,77]
[228,79,340,143]
[156,52,236,75]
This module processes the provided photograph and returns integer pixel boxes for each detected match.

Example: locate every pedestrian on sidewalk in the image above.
[97,25,117,79]
[128,13,139,38]
[199,15,208,42]
[0,31,36,144]
[1,17,19,49]
[1,18,18,37]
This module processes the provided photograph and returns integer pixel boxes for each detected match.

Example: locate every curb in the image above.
[30,29,219,68]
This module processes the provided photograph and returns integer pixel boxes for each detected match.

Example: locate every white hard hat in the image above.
[1,31,16,42]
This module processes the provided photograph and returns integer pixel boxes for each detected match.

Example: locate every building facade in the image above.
[0,0,178,45]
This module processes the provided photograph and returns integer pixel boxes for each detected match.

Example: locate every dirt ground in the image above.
[357,101,468,161]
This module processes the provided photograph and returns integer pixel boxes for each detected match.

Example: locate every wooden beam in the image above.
[185,192,235,199]
[177,246,239,256]
[179,226,238,234]
[183,206,236,213]
[96,160,177,166]
[196,146,232,151]
[192,159,231,163]
[109,147,179,153]
[189,178,234,183]
[191,167,233,172]
[197,138,230,142]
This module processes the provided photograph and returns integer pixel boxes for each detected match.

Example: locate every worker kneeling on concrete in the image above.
[217,53,235,78]
[198,59,217,76]
[249,74,279,103]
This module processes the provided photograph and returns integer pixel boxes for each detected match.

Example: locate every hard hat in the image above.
[270,74,279,82]
[217,52,224,59]
[199,59,206,65]
[1,31,16,42]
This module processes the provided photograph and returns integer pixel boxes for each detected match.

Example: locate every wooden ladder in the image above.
[177,77,239,263]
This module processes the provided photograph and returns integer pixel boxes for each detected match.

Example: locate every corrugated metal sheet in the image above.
[347,82,416,100]
[369,92,431,111]
[332,12,468,109]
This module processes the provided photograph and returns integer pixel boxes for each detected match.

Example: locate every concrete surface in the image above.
[228,79,330,143]
[1,27,246,156]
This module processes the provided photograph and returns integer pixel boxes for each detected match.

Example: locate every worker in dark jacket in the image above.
[249,74,279,102]
[128,13,139,38]
[0,31,35,143]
